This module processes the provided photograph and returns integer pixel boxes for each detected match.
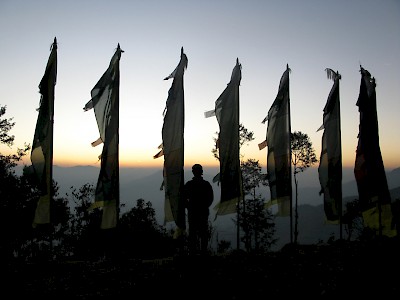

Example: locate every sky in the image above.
[1,0,399,171]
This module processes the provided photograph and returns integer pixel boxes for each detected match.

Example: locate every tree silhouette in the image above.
[65,183,104,259]
[236,159,276,252]
[0,105,33,259]
[119,199,174,259]
[342,198,363,241]
[291,131,318,244]
[1,105,71,260]
[2,105,172,261]
[211,123,255,161]
[0,105,15,146]
[211,123,256,249]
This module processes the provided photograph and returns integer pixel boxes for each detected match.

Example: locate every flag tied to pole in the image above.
[31,37,57,227]
[206,58,243,216]
[318,68,342,222]
[83,44,123,229]
[154,47,188,233]
[354,66,394,237]
[261,65,292,217]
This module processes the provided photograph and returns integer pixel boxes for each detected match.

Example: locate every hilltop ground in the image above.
[2,239,399,298]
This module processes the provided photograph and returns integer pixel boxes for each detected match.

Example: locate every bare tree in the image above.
[291,131,318,244]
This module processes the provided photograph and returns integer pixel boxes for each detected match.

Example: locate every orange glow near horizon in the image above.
[19,153,220,169]
[6,144,399,170]
[18,155,399,171]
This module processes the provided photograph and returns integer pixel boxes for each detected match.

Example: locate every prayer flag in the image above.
[155,47,188,232]
[83,44,123,229]
[31,37,57,227]
[318,69,342,222]
[213,58,243,216]
[354,66,394,237]
[262,65,292,217]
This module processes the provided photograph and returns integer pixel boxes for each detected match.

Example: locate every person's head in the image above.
[192,164,203,177]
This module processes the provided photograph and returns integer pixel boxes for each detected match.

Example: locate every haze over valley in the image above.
[17,165,400,250]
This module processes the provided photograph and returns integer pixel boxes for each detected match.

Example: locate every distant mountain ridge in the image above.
[15,164,400,250]
[48,165,400,215]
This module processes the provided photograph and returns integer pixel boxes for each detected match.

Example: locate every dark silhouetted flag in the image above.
[154,47,187,235]
[318,69,342,222]
[83,44,123,229]
[260,65,292,216]
[206,58,243,216]
[31,37,57,227]
[354,66,394,237]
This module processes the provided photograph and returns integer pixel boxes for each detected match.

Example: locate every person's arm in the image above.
[206,182,214,207]
[183,182,190,208]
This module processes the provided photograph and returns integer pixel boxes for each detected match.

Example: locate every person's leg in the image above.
[188,222,199,255]
[199,220,209,254]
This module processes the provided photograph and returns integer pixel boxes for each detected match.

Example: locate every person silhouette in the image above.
[184,164,214,255]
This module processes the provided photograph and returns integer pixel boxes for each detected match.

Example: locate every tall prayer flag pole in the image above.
[154,47,188,236]
[259,64,292,242]
[206,58,243,217]
[31,37,57,227]
[354,66,394,237]
[317,68,343,238]
[83,44,123,229]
